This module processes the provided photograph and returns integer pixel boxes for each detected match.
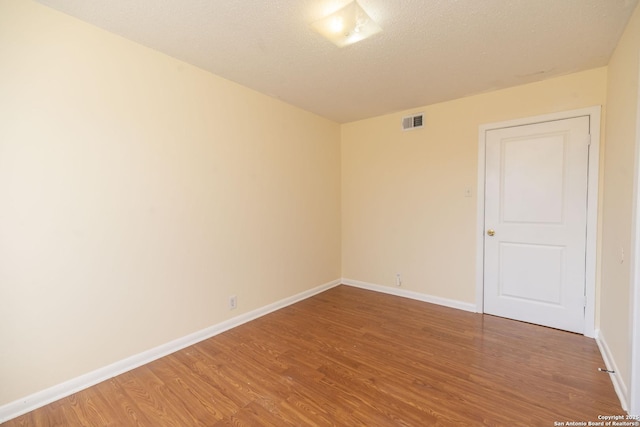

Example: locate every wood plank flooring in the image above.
[3,285,623,426]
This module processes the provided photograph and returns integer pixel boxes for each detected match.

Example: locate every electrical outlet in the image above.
[229,295,237,310]
[395,273,402,287]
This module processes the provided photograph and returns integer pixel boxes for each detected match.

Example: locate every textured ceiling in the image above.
[35,0,639,123]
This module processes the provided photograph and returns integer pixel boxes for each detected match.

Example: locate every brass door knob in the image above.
[487,229,495,236]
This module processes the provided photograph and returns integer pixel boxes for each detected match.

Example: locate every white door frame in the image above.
[631,123,640,414]
[475,106,601,338]
[629,59,640,415]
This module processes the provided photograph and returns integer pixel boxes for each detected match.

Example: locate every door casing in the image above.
[475,106,601,338]
[629,57,640,414]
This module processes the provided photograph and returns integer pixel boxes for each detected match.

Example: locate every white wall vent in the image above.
[402,113,424,131]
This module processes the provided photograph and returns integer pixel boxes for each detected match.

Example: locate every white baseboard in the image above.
[0,278,341,424]
[341,278,477,313]
[596,329,629,412]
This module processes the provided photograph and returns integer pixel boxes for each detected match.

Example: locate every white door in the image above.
[483,116,590,333]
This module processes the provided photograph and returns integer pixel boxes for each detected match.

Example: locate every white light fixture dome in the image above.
[311,1,382,47]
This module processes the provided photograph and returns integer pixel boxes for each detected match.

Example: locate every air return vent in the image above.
[402,113,424,131]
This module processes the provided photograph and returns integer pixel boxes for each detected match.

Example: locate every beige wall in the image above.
[342,68,607,304]
[600,2,640,402]
[0,0,341,405]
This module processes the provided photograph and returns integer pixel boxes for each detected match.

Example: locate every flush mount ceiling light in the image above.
[311,1,382,47]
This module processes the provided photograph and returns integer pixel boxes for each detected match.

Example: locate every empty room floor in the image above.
[3,285,623,426]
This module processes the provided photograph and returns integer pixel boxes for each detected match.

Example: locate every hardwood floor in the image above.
[3,285,623,426]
